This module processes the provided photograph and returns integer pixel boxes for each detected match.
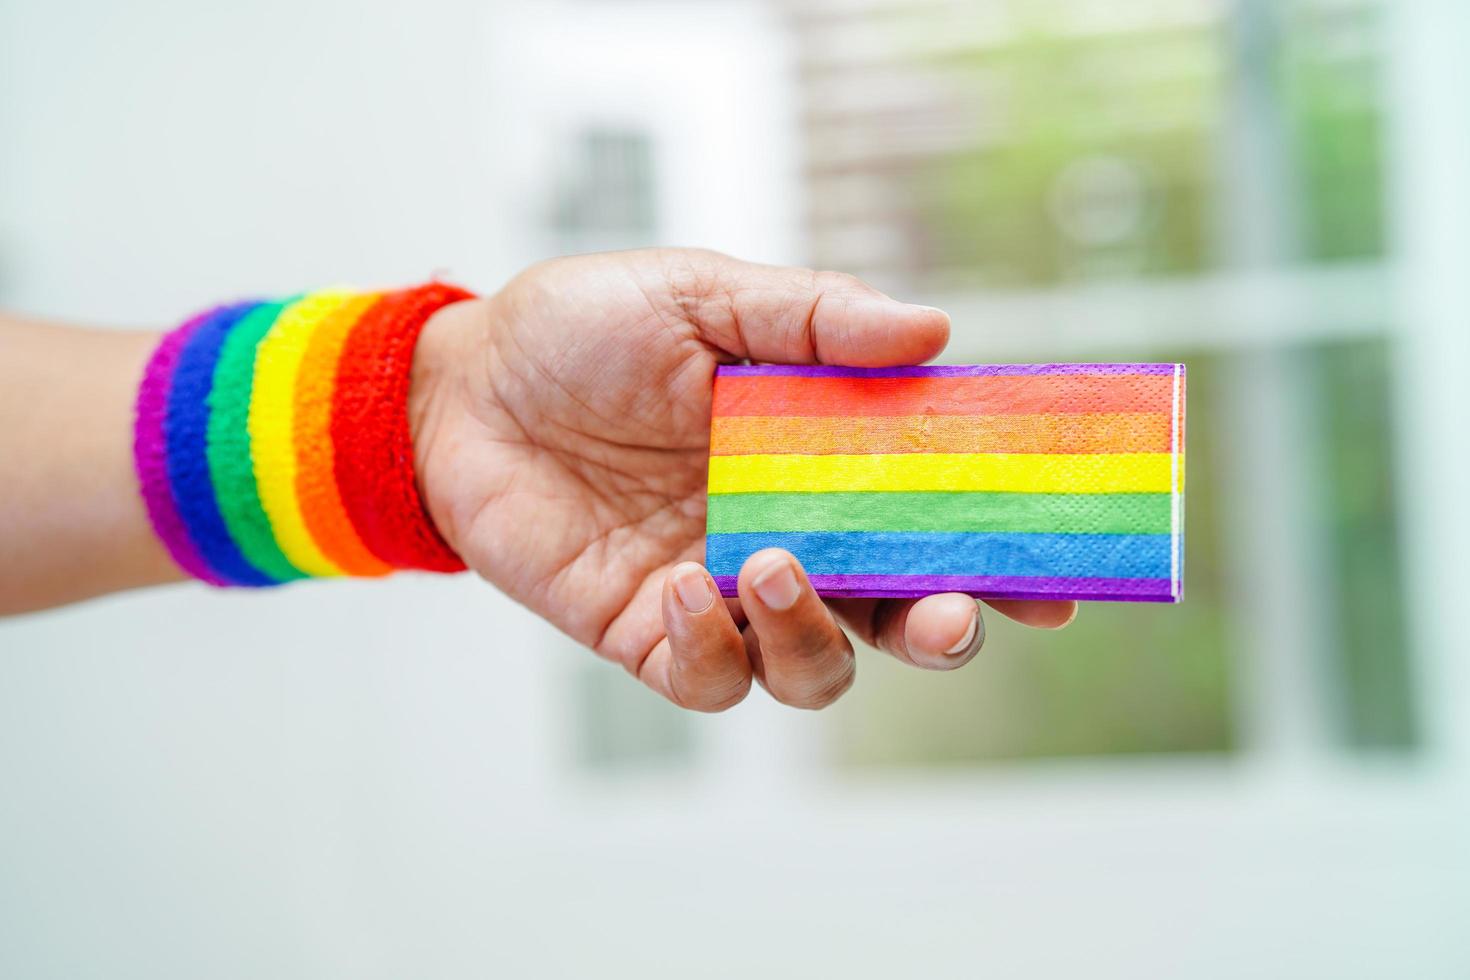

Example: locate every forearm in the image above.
[0,315,184,613]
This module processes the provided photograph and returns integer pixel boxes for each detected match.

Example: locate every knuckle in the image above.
[604,639,645,678]
[661,248,733,302]
[773,660,855,710]
[815,269,867,294]
[682,676,753,714]
[870,602,912,659]
[784,615,844,657]
[603,631,660,681]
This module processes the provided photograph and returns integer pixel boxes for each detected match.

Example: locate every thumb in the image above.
[663,250,950,367]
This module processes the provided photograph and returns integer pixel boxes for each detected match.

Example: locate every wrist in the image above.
[408,295,489,557]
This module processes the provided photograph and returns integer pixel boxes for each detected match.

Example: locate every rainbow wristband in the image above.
[133,283,474,586]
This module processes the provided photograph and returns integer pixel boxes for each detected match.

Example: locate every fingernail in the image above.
[673,564,715,614]
[752,559,801,611]
[945,605,982,655]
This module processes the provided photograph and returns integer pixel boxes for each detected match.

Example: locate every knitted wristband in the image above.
[134,283,475,586]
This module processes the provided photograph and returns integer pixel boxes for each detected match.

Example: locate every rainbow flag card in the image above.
[705,364,1185,602]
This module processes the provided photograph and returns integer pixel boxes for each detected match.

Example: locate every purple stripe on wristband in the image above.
[712,574,1174,602]
[133,310,229,585]
[713,363,1179,378]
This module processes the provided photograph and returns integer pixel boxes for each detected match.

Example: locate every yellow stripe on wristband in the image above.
[249,288,356,577]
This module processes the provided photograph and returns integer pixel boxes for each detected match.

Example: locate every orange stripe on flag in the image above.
[710,413,1173,456]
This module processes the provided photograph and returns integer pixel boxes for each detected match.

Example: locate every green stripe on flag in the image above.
[705,491,1171,536]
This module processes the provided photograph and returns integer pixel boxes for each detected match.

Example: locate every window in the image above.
[1298,337,1414,749]
[789,0,1412,766]
[551,127,658,254]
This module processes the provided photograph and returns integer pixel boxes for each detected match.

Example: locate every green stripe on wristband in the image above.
[205,298,307,583]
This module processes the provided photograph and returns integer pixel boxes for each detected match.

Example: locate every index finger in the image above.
[737,549,856,709]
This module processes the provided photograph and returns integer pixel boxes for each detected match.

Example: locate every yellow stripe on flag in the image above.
[707,452,1178,495]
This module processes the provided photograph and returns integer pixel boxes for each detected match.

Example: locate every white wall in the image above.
[0,0,520,319]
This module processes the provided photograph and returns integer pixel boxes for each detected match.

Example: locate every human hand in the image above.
[409,249,1076,711]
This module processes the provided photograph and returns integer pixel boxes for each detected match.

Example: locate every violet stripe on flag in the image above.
[710,575,1176,603]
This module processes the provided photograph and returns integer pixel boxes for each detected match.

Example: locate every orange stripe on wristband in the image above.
[292,292,395,576]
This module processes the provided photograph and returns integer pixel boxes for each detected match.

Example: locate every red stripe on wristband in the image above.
[331,283,474,572]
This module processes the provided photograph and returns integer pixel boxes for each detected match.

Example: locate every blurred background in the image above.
[1,0,1467,976]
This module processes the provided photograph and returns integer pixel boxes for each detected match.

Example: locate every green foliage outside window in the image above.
[1280,0,1387,260]
[908,3,1224,287]
[899,0,1387,285]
